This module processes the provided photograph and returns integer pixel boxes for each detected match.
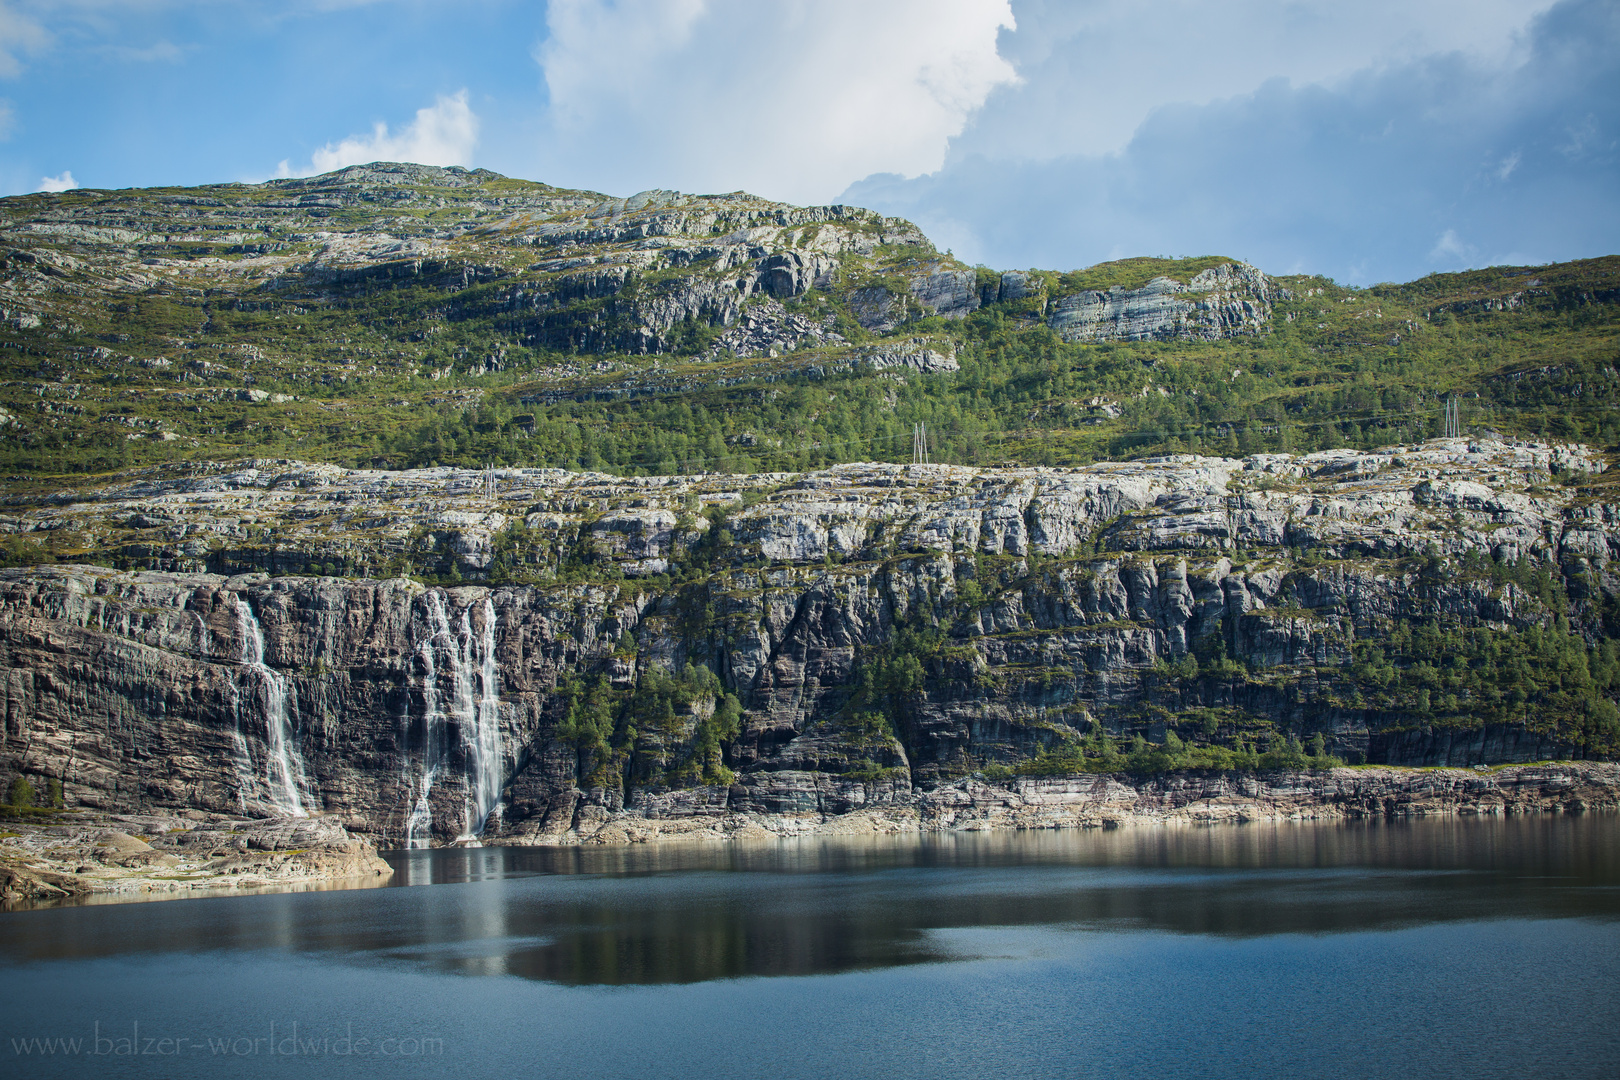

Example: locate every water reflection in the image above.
[3,815,1616,986]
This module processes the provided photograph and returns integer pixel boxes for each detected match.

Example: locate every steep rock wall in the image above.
[1048,262,1283,342]
[2,438,1617,845]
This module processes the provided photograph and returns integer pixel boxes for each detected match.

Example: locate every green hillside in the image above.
[0,164,1615,479]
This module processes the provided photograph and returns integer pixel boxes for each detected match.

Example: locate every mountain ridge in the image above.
[2,162,1616,480]
[2,164,1620,839]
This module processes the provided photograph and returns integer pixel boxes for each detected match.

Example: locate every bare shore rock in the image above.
[494,762,1620,846]
[0,811,391,907]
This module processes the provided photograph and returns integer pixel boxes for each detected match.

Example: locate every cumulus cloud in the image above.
[843,0,1620,284]
[37,169,76,192]
[277,90,480,178]
[531,0,1017,204]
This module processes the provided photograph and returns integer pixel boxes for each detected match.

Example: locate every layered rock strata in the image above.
[4,436,1602,581]
[0,437,1615,847]
[1049,262,1283,342]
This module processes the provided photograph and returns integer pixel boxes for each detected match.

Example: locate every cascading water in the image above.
[461,597,504,840]
[403,590,506,847]
[234,596,312,817]
[403,593,452,848]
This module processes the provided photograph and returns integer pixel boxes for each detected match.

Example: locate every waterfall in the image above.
[233,596,312,818]
[404,590,505,846]
[404,592,453,848]
[461,597,504,840]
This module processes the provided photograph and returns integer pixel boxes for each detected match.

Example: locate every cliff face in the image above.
[1048,262,1282,343]
[1,437,1616,844]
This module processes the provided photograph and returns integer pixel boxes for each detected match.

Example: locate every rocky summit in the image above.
[3,160,1573,480]
[0,162,1275,365]
[1,166,1619,857]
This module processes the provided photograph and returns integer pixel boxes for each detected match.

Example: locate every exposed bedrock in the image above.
[1,438,1617,844]
[1048,262,1284,343]
[0,813,392,906]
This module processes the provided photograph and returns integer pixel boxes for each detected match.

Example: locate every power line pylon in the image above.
[912,422,929,466]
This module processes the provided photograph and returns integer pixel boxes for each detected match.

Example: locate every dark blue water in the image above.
[2,816,1618,1078]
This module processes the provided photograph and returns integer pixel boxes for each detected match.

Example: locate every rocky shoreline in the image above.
[3,763,1613,909]
[0,812,391,908]
[493,762,1618,845]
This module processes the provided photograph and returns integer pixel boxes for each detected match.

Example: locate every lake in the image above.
[2,815,1618,1078]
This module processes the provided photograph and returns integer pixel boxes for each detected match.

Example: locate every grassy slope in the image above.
[0,172,1615,480]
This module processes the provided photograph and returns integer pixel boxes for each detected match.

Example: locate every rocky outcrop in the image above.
[0,437,1615,848]
[471,243,850,356]
[706,298,845,358]
[496,762,1620,845]
[847,286,909,332]
[1048,262,1284,342]
[755,251,839,298]
[856,340,959,373]
[995,270,1042,304]
[848,270,983,333]
[0,163,944,363]
[0,812,391,907]
[909,270,981,319]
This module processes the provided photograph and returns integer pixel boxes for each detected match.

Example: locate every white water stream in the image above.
[462,596,505,840]
[403,591,505,847]
[233,596,312,817]
[403,593,452,848]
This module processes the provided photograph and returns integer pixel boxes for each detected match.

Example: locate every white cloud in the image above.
[0,98,13,140]
[841,0,1620,285]
[950,0,1558,164]
[0,1,50,78]
[101,39,184,64]
[279,90,480,178]
[37,170,76,192]
[1558,113,1601,158]
[531,0,1017,204]
[1428,229,1473,263]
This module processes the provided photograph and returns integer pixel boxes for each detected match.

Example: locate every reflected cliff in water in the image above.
[3,815,1617,986]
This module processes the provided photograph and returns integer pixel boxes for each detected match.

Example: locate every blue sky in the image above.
[1,0,1615,284]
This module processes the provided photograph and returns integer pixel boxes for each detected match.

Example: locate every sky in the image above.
[0,0,1615,284]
